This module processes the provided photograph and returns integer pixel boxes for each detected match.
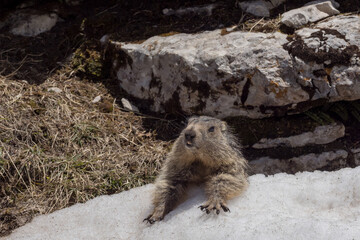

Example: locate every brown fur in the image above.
[144,116,248,224]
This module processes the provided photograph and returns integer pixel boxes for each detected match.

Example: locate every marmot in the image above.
[144,116,248,224]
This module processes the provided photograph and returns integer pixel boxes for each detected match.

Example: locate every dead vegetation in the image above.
[221,15,282,36]
[238,15,282,33]
[0,63,171,236]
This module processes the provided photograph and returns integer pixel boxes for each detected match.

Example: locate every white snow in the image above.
[3,167,360,240]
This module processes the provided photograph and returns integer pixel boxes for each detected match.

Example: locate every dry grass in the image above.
[239,16,282,33]
[220,15,282,36]
[0,64,170,236]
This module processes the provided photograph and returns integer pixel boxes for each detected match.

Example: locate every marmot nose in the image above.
[184,130,196,141]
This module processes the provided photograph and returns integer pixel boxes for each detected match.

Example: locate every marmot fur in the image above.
[144,116,248,224]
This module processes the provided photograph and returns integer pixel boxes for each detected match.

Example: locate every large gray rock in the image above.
[281,1,340,28]
[109,15,360,118]
[252,122,345,149]
[250,150,348,175]
[0,10,58,37]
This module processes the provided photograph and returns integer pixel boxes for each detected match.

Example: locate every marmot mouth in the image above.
[185,141,194,148]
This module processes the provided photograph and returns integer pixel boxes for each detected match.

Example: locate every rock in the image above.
[109,15,360,118]
[316,15,360,46]
[100,35,110,45]
[47,87,62,93]
[121,98,139,112]
[285,16,360,103]
[352,148,360,165]
[1,10,58,37]
[65,0,83,6]
[238,0,287,17]
[304,0,340,8]
[162,4,218,17]
[281,1,339,28]
[17,1,36,9]
[238,0,273,17]
[92,95,101,103]
[252,122,345,148]
[269,0,287,6]
[250,150,348,175]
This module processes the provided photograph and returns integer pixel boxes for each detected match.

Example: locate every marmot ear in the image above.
[220,121,227,132]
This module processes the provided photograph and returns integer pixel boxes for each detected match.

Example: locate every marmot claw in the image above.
[199,201,230,214]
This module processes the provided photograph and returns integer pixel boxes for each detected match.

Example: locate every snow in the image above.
[3,167,360,240]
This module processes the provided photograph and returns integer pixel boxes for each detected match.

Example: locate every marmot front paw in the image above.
[199,199,230,214]
[143,207,165,224]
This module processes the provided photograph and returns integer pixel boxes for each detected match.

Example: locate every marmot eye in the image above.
[208,126,215,132]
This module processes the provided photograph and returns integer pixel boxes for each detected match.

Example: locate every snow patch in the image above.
[4,167,360,240]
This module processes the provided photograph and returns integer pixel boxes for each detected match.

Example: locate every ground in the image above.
[0,0,360,237]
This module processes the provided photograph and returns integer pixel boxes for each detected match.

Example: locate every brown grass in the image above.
[0,64,170,236]
[240,17,281,33]
[220,15,282,36]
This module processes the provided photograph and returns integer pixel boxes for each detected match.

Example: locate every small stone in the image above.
[281,1,339,28]
[238,0,286,17]
[353,149,360,165]
[162,8,174,15]
[269,0,287,6]
[351,148,360,154]
[47,87,62,93]
[304,0,340,8]
[92,95,101,103]
[100,35,109,45]
[121,98,139,112]
[238,0,273,17]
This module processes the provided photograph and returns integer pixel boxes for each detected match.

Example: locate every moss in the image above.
[71,41,103,79]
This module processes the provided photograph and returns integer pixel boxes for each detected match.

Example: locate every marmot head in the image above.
[180,116,229,156]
